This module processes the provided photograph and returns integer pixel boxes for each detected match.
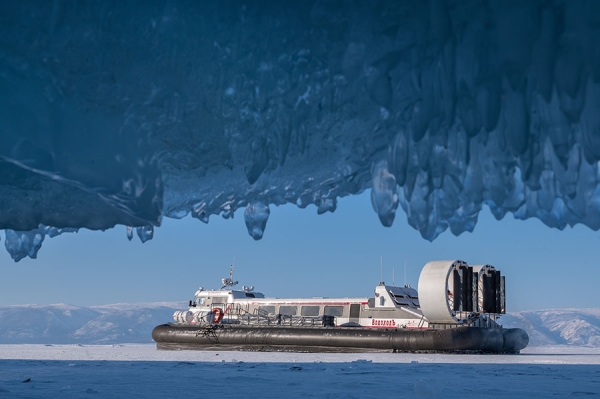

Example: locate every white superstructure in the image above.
[174,279,426,329]
[172,260,506,330]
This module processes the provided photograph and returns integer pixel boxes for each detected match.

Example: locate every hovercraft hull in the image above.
[152,324,528,353]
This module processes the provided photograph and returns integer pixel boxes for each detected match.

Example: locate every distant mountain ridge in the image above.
[0,302,182,344]
[1,303,599,347]
[501,308,600,347]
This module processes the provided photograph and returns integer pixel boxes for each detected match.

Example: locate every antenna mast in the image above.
[221,261,238,290]
[380,256,383,284]
[404,260,407,287]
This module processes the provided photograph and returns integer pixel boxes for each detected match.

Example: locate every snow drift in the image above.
[2,0,600,260]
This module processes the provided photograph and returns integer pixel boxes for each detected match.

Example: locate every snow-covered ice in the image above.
[0,345,598,398]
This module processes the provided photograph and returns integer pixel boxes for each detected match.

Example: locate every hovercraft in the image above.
[152,260,529,353]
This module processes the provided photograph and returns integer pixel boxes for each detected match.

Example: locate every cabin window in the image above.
[300,305,320,316]
[323,306,343,317]
[196,298,206,306]
[212,303,224,309]
[258,306,275,315]
[279,305,297,316]
[245,293,255,298]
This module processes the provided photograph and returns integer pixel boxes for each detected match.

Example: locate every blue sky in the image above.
[1,191,599,311]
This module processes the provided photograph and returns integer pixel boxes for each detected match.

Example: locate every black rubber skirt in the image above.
[152,324,528,353]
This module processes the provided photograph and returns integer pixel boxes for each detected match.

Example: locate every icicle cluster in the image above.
[1,1,600,260]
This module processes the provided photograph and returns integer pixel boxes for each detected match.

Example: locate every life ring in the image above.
[212,308,224,323]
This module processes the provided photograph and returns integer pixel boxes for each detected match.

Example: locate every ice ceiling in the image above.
[1,1,600,261]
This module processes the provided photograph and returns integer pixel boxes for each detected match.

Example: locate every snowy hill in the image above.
[0,302,182,344]
[1,304,599,346]
[501,309,600,347]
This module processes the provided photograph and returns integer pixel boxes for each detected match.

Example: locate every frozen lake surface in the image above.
[1,344,599,398]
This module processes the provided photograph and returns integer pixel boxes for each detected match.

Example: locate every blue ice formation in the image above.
[1,1,600,261]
